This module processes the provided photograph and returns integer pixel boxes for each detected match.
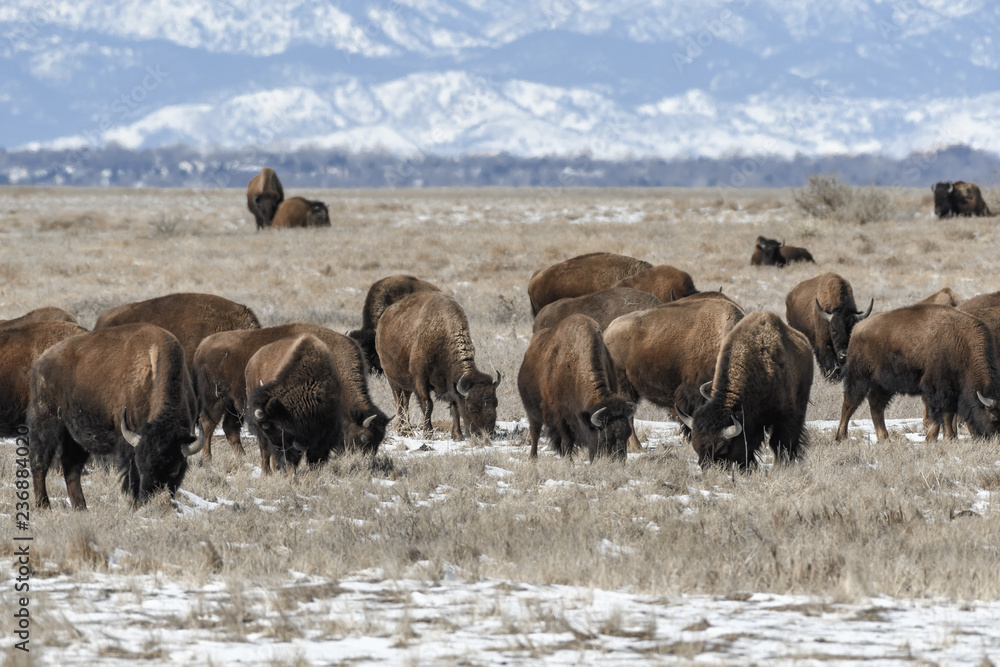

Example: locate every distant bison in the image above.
[528,252,651,316]
[837,304,1000,442]
[271,197,330,228]
[0,321,87,437]
[95,293,261,364]
[932,181,993,218]
[0,307,78,329]
[604,297,745,449]
[751,236,815,267]
[917,287,961,307]
[678,312,813,470]
[348,275,441,375]
[786,273,872,381]
[376,292,500,440]
[519,314,636,461]
[194,323,389,460]
[532,287,660,333]
[29,323,205,509]
[247,167,284,229]
[611,265,698,302]
[245,335,344,473]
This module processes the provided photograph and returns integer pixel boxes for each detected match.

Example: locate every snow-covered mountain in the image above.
[2,1,999,158]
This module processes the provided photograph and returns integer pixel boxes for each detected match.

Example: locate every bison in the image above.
[603,297,745,449]
[245,334,344,473]
[519,314,636,461]
[0,307,78,329]
[94,292,261,364]
[532,287,660,333]
[750,236,815,267]
[193,323,389,460]
[917,287,961,307]
[528,252,651,316]
[932,181,993,218]
[677,312,813,470]
[375,291,500,440]
[785,272,872,381]
[836,304,1000,442]
[348,275,441,375]
[611,265,698,302]
[0,321,87,437]
[29,323,205,509]
[271,197,330,228]
[247,167,284,229]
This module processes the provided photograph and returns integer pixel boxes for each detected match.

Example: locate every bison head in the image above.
[248,390,343,469]
[307,200,331,227]
[119,409,205,504]
[932,182,954,218]
[815,297,873,381]
[254,192,282,228]
[585,398,637,461]
[678,403,751,470]
[960,390,1000,439]
[455,371,501,438]
[345,411,391,456]
[754,237,785,266]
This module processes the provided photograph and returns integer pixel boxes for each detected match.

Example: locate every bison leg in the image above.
[413,384,434,433]
[448,402,463,441]
[60,437,90,510]
[922,402,940,440]
[527,418,542,458]
[867,388,893,442]
[836,382,869,441]
[625,415,643,453]
[221,410,245,456]
[389,385,414,435]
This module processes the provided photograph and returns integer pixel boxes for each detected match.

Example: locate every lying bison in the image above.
[193,323,389,460]
[751,236,815,267]
[836,304,1000,442]
[376,292,500,440]
[29,323,205,509]
[245,334,344,473]
[271,197,330,228]
[532,287,660,333]
[519,314,635,461]
[348,275,441,375]
[604,297,745,449]
[611,265,698,302]
[247,167,284,229]
[678,312,813,470]
[786,272,872,381]
[528,252,651,316]
[95,292,261,364]
[0,307,78,329]
[0,321,87,437]
[932,181,993,218]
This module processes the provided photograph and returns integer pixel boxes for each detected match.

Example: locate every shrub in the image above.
[793,172,894,224]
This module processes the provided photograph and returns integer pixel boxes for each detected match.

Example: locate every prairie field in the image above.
[2,184,1000,665]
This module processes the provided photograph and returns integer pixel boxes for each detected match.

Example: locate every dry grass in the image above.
[792,172,895,224]
[1,184,1000,616]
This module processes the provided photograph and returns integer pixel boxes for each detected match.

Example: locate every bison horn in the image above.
[590,407,607,428]
[675,407,694,429]
[120,408,142,447]
[815,299,833,322]
[493,370,502,389]
[182,422,206,457]
[978,391,996,408]
[363,414,378,428]
[722,415,743,440]
[254,408,266,420]
[700,382,713,400]
[857,298,874,320]
[456,375,471,398]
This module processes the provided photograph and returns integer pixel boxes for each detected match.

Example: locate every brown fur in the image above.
[245,335,344,473]
[0,321,87,436]
[348,275,441,374]
[193,323,388,460]
[527,252,652,316]
[270,197,330,228]
[837,305,1000,442]
[246,167,285,229]
[917,287,961,307]
[603,298,745,449]
[95,292,261,364]
[933,181,993,218]
[0,307,79,329]
[750,236,814,267]
[375,292,500,440]
[518,314,635,461]
[532,287,660,332]
[786,272,871,381]
[611,265,698,302]
[28,323,203,509]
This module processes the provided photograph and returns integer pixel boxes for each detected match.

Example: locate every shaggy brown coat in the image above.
[527,252,651,316]
[0,307,78,329]
[246,167,285,229]
[917,287,961,307]
[348,275,441,374]
[750,236,815,266]
[611,264,698,302]
[270,197,330,228]
[933,181,993,217]
[532,287,660,332]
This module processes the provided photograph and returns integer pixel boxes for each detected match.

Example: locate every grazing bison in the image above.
[932,181,993,218]
[519,314,636,461]
[29,323,205,509]
[95,292,261,364]
[0,321,87,437]
[0,307,78,329]
[917,287,961,307]
[604,297,745,449]
[677,312,813,470]
[247,167,284,229]
[785,273,872,381]
[532,287,660,333]
[193,323,389,460]
[528,252,652,316]
[836,304,1000,442]
[750,236,815,267]
[348,275,441,375]
[611,265,698,302]
[271,197,330,228]
[376,292,500,440]
[245,335,344,473]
